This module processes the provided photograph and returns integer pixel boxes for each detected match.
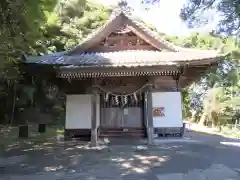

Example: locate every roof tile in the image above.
[24,11,225,67]
[25,50,223,67]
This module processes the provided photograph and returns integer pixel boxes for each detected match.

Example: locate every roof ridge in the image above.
[68,11,124,54]
[104,11,185,52]
[68,11,181,53]
[66,10,224,55]
[129,19,180,51]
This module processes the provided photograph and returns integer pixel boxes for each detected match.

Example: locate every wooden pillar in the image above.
[91,89,98,146]
[146,86,154,145]
[172,74,180,91]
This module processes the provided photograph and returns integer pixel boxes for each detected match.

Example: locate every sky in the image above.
[95,0,219,36]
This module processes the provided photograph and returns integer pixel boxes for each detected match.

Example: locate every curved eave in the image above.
[24,50,225,68]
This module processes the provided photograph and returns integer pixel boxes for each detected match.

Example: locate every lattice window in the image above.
[100,40,105,45]
[139,39,149,45]
[107,39,118,47]
[127,37,138,46]
[126,31,135,36]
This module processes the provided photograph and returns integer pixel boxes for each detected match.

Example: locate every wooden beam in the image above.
[90,87,98,146]
[172,74,180,91]
[59,66,180,74]
[69,14,124,54]
[146,85,154,145]
[125,18,175,51]
[89,44,157,52]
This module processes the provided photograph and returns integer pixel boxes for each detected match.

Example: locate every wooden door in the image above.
[100,94,143,128]
[101,108,123,127]
[123,108,142,127]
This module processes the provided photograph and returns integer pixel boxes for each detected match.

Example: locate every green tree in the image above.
[166,32,239,126]
[1,0,239,127]
[0,0,58,77]
[180,0,240,34]
[38,0,109,53]
[0,0,59,123]
[0,0,110,123]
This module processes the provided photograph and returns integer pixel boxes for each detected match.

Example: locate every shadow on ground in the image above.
[185,126,240,147]
[0,129,240,179]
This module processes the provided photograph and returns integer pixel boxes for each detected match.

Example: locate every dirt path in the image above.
[0,137,240,180]
[184,124,240,145]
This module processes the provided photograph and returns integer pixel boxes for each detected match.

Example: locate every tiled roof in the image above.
[24,11,225,67]
[68,11,180,53]
[126,19,180,51]
[25,50,223,67]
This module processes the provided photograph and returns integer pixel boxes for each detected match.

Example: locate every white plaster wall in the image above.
[152,92,183,128]
[65,94,100,129]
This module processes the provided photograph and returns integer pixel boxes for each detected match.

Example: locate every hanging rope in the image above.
[94,83,152,97]
[115,95,119,105]
[124,95,128,105]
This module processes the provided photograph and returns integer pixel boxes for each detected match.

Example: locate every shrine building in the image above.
[24,11,224,145]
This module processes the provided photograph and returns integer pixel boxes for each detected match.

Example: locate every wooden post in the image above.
[91,89,98,146]
[146,86,154,145]
[172,74,180,91]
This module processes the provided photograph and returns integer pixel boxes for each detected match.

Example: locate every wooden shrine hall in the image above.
[24,11,225,145]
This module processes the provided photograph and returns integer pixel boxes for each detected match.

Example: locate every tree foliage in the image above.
[0,0,58,77]
[166,33,239,125]
[180,0,240,34]
[0,0,109,123]
[0,0,239,127]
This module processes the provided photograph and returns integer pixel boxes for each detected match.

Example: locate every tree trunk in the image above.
[198,112,207,126]
[190,110,197,122]
[211,111,218,128]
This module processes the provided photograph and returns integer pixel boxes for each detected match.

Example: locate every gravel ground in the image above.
[0,131,240,180]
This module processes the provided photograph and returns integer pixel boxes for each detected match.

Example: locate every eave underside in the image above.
[58,66,181,78]
[57,64,216,88]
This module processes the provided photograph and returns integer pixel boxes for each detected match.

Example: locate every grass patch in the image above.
[0,125,64,152]
[219,126,240,139]
[186,122,240,139]
[56,128,64,134]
